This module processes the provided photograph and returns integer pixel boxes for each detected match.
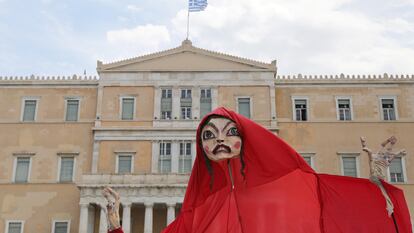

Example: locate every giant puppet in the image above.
[103,107,412,233]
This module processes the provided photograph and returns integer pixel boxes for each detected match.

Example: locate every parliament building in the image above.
[1,40,413,233]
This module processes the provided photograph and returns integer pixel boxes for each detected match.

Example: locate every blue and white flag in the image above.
[189,0,208,12]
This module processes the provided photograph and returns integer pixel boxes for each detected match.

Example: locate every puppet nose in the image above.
[216,139,224,143]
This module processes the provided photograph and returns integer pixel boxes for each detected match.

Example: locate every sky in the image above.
[1,0,414,76]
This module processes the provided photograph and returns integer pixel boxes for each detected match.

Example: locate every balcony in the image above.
[78,173,190,187]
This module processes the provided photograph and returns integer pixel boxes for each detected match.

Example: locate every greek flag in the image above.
[189,0,208,12]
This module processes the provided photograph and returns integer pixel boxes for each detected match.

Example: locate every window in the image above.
[22,99,38,121]
[161,89,172,120]
[381,98,397,120]
[179,141,192,173]
[293,98,308,121]
[237,97,251,118]
[14,157,31,183]
[159,141,172,173]
[121,97,135,120]
[389,157,405,183]
[340,156,358,177]
[6,221,23,233]
[200,88,212,118]
[52,221,70,233]
[336,98,352,121]
[59,157,75,182]
[65,99,80,121]
[180,89,192,119]
[300,153,315,169]
[117,155,133,174]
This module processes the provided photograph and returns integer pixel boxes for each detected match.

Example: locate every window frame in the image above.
[57,153,78,183]
[178,141,193,174]
[335,96,353,121]
[200,87,212,117]
[5,220,24,233]
[115,153,135,174]
[51,220,71,233]
[291,96,309,121]
[20,97,40,122]
[236,96,253,119]
[338,152,360,178]
[64,97,81,122]
[299,152,316,169]
[119,96,136,120]
[159,141,172,173]
[12,156,33,183]
[387,156,408,184]
[378,96,398,121]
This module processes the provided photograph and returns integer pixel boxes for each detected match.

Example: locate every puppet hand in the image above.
[102,186,121,231]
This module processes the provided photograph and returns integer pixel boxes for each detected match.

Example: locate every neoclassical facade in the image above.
[0,40,413,233]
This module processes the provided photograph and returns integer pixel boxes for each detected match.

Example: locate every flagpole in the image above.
[186,5,190,39]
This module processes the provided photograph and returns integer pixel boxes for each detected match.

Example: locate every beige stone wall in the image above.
[218,86,271,125]
[98,141,152,174]
[276,84,414,122]
[101,86,154,127]
[0,184,80,233]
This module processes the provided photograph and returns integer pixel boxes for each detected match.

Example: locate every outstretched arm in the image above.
[103,186,122,232]
[389,149,407,162]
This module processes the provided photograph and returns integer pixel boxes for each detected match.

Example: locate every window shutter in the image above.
[60,157,74,182]
[118,155,132,174]
[23,100,36,121]
[122,98,134,120]
[8,222,22,233]
[15,157,30,182]
[66,100,79,121]
[238,98,251,118]
[342,157,357,177]
[54,222,68,233]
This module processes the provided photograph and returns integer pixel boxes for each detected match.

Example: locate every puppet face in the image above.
[201,117,242,162]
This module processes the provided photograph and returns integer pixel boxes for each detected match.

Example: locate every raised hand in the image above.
[102,186,121,231]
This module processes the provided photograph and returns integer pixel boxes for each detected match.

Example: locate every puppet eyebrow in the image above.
[222,121,234,131]
[206,122,219,133]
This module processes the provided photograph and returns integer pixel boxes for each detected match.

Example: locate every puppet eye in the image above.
[227,127,240,136]
[202,130,215,140]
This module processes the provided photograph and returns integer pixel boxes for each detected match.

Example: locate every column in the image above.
[172,86,180,120]
[151,141,160,173]
[99,204,107,233]
[171,141,179,173]
[192,86,200,120]
[211,87,219,110]
[91,140,100,173]
[94,85,103,127]
[166,202,176,225]
[153,86,161,120]
[144,202,154,233]
[269,83,277,127]
[78,203,89,233]
[122,202,132,233]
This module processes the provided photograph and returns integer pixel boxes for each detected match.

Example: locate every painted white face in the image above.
[201,117,242,162]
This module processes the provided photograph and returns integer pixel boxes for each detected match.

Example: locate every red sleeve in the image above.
[108,228,123,233]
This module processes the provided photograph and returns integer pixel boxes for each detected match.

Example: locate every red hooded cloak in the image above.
[110,107,412,233]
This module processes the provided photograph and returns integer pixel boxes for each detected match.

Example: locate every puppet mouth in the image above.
[213,145,231,154]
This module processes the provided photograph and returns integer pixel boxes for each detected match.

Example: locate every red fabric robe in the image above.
[111,107,412,233]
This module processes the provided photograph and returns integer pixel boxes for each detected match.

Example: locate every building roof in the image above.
[97,40,277,73]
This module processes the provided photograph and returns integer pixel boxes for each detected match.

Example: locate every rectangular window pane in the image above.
[342,157,357,177]
[8,222,22,233]
[161,89,172,120]
[66,100,79,121]
[238,98,251,118]
[122,98,134,120]
[200,89,212,117]
[15,157,30,183]
[338,99,351,121]
[382,99,396,120]
[60,157,74,182]
[23,100,37,121]
[303,156,312,166]
[390,157,404,182]
[179,142,192,173]
[159,142,172,173]
[118,155,132,174]
[54,222,68,233]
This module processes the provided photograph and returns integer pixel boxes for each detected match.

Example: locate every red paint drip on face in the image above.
[204,146,210,153]
[233,141,241,149]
